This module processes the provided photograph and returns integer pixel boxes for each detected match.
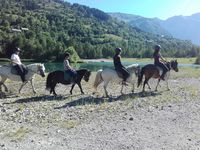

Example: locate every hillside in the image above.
[109,13,170,36]
[110,12,200,45]
[160,13,200,45]
[0,0,199,61]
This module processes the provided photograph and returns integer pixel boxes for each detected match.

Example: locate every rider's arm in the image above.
[159,53,167,62]
[10,55,20,65]
[64,59,73,70]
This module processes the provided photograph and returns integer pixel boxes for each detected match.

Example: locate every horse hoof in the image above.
[81,92,85,95]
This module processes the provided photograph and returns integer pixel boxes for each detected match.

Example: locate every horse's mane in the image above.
[126,64,139,69]
[27,63,43,67]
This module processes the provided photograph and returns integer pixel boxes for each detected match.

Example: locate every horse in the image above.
[137,60,178,92]
[0,63,45,94]
[93,64,140,97]
[46,69,91,96]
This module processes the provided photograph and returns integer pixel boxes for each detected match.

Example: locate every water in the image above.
[1,61,200,72]
[44,61,200,72]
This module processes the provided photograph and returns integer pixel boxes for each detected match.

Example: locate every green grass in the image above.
[6,126,31,141]
[122,57,197,64]
[172,67,200,78]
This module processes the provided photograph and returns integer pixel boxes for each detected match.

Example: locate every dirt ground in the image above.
[0,72,200,150]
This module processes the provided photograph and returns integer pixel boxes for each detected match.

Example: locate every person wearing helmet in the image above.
[63,52,77,82]
[10,47,27,82]
[113,47,130,85]
[153,45,169,80]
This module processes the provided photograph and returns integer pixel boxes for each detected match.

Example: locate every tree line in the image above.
[0,0,200,62]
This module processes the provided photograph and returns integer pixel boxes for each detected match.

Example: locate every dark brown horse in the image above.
[137,60,178,92]
[46,69,91,96]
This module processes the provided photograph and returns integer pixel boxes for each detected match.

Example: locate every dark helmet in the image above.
[154,45,161,50]
[64,52,70,58]
[115,47,122,52]
[15,47,21,52]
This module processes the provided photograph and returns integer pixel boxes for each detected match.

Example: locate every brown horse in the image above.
[137,60,178,92]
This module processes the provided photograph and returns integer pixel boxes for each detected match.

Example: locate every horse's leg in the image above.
[147,82,151,90]
[19,81,28,94]
[166,80,170,91]
[0,76,8,92]
[142,78,149,92]
[155,79,161,91]
[77,83,84,94]
[120,84,124,95]
[52,83,57,96]
[70,83,76,95]
[103,81,109,97]
[30,78,36,94]
[2,83,8,92]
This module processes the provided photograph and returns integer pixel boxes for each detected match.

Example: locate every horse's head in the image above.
[83,69,91,82]
[27,63,46,77]
[127,64,141,76]
[37,63,46,77]
[170,60,178,72]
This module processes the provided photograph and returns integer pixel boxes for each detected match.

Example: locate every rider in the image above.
[10,47,27,82]
[113,47,130,85]
[63,52,77,82]
[153,44,169,80]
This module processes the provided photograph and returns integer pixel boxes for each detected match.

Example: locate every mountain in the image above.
[160,13,200,45]
[0,0,199,61]
[109,13,170,36]
[109,12,200,45]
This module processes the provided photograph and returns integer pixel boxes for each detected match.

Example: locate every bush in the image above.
[64,46,80,63]
[195,55,200,64]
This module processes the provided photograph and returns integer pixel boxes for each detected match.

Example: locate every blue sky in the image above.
[66,0,200,20]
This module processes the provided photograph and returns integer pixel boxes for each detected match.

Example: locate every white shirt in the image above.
[63,59,71,70]
[11,53,22,66]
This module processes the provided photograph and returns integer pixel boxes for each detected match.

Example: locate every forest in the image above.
[0,0,200,62]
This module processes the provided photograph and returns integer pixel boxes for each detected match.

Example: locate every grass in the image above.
[122,57,197,64]
[5,126,31,141]
[172,67,200,78]
[59,120,79,129]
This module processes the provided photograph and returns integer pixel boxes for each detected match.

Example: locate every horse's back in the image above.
[101,68,119,80]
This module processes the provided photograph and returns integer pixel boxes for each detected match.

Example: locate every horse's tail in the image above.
[46,72,53,91]
[137,67,145,87]
[93,69,103,91]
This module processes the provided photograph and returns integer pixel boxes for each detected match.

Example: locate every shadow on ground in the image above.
[3,94,81,104]
[54,91,162,109]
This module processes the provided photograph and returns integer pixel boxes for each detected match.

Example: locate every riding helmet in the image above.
[154,45,161,50]
[115,47,122,52]
[15,47,21,52]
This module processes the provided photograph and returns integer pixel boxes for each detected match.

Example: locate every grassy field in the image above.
[122,57,197,64]
[0,57,197,64]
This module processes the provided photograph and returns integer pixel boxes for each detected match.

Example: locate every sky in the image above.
[66,0,200,20]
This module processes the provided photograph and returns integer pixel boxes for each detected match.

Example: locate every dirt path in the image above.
[0,74,200,150]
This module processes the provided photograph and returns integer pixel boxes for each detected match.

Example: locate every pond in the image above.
[1,61,200,72]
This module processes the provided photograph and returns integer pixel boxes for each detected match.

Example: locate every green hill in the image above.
[0,0,199,61]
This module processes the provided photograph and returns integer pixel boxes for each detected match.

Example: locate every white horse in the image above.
[0,63,45,94]
[93,64,140,97]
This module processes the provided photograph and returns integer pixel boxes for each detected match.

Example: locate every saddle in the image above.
[10,65,28,75]
[155,66,163,76]
[64,71,71,81]
[116,71,123,79]
[11,67,19,75]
